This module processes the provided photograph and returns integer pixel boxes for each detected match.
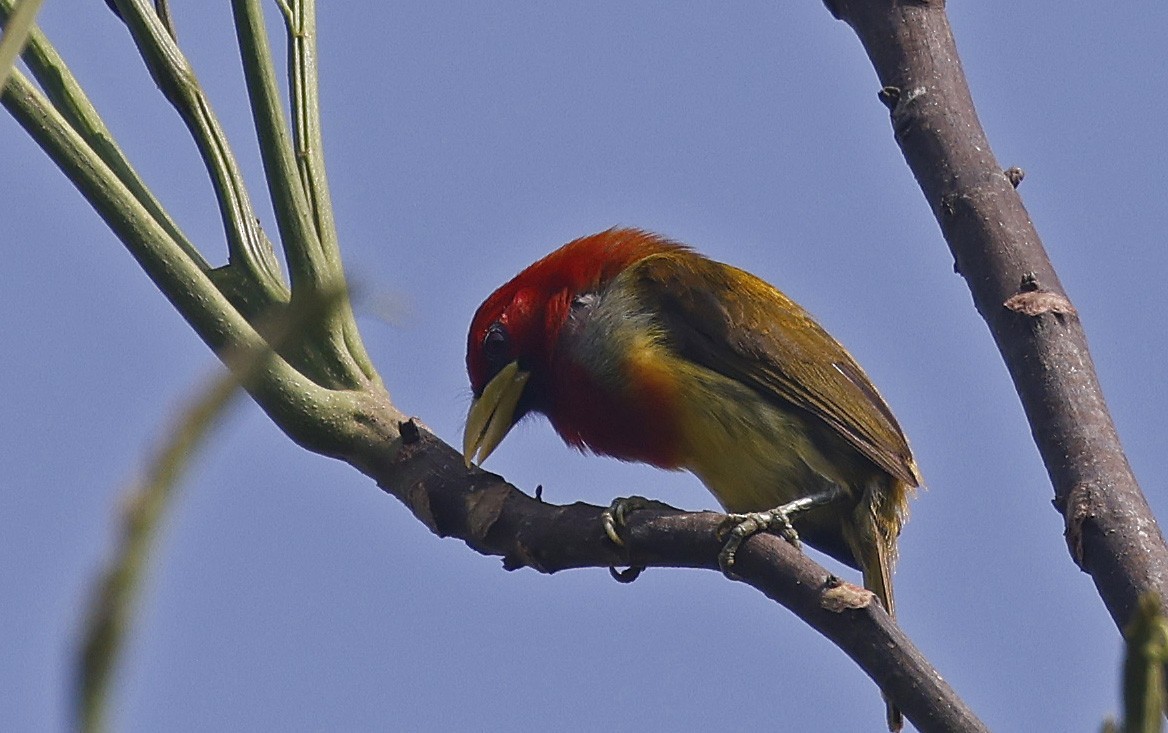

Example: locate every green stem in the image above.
[110,0,287,303]
[1120,594,1168,733]
[0,0,206,269]
[231,0,325,290]
[7,0,389,448]
[288,0,337,267]
[1,70,346,431]
[287,0,378,382]
[233,0,376,388]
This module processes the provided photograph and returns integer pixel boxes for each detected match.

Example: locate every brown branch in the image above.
[354,422,988,733]
[826,0,1168,628]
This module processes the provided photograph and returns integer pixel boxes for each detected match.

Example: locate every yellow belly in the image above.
[666,362,843,509]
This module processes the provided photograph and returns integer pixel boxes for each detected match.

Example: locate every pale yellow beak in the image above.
[463,360,531,467]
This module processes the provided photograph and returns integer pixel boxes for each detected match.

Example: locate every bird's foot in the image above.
[718,506,801,574]
[601,495,677,546]
[717,486,844,575]
[601,496,678,584]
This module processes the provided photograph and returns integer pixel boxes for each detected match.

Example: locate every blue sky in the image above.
[4,3,1167,731]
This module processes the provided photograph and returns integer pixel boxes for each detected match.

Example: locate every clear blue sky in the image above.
[4,3,1166,731]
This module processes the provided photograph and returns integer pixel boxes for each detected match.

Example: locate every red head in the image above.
[463,228,684,464]
[466,228,684,398]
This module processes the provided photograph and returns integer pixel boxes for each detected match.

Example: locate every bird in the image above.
[462,227,920,731]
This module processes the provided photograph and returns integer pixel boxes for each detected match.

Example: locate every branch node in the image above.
[399,418,420,445]
[821,577,874,612]
[881,86,927,139]
[877,85,900,110]
[1003,275,1077,318]
[1061,488,1093,570]
[1004,166,1025,187]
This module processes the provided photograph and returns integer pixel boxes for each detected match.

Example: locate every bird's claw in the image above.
[718,507,803,574]
[609,565,644,583]
[601,496,678,583]
[602,495,647,547]
[602,495,677,546]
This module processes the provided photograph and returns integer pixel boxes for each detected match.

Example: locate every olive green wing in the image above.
[626,252,921,487]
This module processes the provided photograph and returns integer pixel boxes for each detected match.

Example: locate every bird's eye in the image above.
[482,322,511,371]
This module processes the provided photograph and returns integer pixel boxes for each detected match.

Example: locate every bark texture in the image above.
[826,0,1168,628]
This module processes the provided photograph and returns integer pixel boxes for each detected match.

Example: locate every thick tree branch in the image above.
[826,0,1168,627]
[357,424,988,733]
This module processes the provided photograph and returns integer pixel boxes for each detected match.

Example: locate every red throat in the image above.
[544,356,686,469]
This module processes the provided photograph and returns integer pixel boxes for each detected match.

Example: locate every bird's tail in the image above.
[852,480,908,732]
[858,529,902,732]
[860,531,896,618]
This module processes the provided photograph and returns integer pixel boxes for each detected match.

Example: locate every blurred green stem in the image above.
[0,0,44,93]
[1120,594,1168,733]
[77,283,352,733]
[78,366,245,733]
